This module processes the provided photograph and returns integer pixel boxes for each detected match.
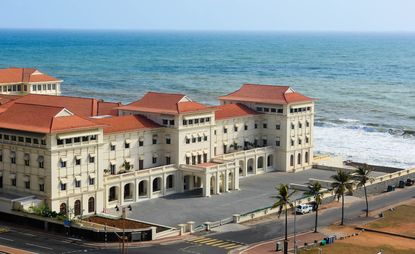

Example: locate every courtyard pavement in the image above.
[124,169,385,227]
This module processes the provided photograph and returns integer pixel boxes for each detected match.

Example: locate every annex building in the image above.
[0,68,315,218]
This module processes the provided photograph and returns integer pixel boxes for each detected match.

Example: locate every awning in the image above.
[37,156,44,162]
[74,175,81,181]
[125,139,131,144]
[23,175,30,182]
[60,178,68,184]
[24,154,30,160]
[10,174,16,180]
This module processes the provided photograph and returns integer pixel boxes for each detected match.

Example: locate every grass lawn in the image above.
[366,204,415,236]
[299,242,415,254]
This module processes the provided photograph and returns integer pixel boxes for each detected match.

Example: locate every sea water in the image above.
[1,30,414,168]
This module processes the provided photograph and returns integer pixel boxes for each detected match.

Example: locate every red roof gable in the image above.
[0,103,98,133]
[0,68,60,83]
[214,103,259,120]
[0,94,120,117]
[118,92,210,115]
[219,84,314,105]
[90,115,160,134]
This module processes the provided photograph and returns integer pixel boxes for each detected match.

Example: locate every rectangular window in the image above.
[33,138,39,144]
[39,183,44,192]
[139,159,144,170]
[264,107,270,112]
[33,85,37,91]
[25,137,31,143]
[166,156,171,164]
[89,156,95,163]
[152,136,157,144]
[152,157,157,164]
[75,158,81,165]
[183,120,188,125]
[166,138,171,144]
[110,144,116,151]
[263,139,268,146]
[206,117,210,122]
[75,180,81,188]
[124,142,130,149]
[186,156,190,164]
[244,125,248,131]
[254,123,258,129]
[11,152,16,164]
[276,124,281,130]
[24,154,30,166]
[162,119,168,125]
[234,126,238,132]
[0,176,2,188]
[276,140,280,146]
[90,135,97,141]
[61,161,67,168]
[82,136,89,142]
[291,123,295,130]
[11,179,17,186]
[11,136,16,141]
[52,84,56,90]
[61,183,66,191]
[256,107,263,112]
[263,123,267,129]
[18,136,24,142]
[89,177,95,185]
[203,135,208,141]
[139,140,144,146]
[291,140,295,146]
[306,121,310,127]
[299,122,302,128]
[169,120,175,125]
[4,135,9,140]
[41,139,46,145]
[74,137,80,143]
[194,119,199,124]
[203,153,207,163]
[306,137,310,143]
[25,180,30,189]
[200,118,205,123]
[38,160,44,168]
[189,119,193,124]
[186,138,190,144]
[57,139,64,145]
[192,156,196,165]
[298,139,302,145]
[65,138,72,144]
[223,127,227,134]
[197,136,202,142]
[47,84,51,90]
[110,164,116,174]
[277,108,283,113]
[192,137,196,143]
[271,108,276,113]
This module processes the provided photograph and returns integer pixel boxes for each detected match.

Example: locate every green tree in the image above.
[305,182,323,233]
[354,164,374,217]
[272,184,295,254]
[331,170,354,225]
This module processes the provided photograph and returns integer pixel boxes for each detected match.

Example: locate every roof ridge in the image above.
[14,101,66,109]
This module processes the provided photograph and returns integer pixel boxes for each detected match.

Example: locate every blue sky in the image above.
[1,0,414,31]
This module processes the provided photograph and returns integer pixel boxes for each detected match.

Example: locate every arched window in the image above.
[88,197,95,213]
[166,175,174,189]
[60,203,67,214]
[297,153,302,165]
[74,200,81,216]
[109,186,118,202]
[290,155,294,166]
[257,157,264,169]
[152,177,161,192]
[267,155,273,167]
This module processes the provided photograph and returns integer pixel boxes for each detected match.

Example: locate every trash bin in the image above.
[275,242,282,251]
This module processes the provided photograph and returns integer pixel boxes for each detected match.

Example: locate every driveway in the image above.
[125,168,360,227]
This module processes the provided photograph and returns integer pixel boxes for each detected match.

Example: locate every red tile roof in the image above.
[0,94,120,117]
[219,84,314,105]
[0,94,21,105]
[90,115,160,134]
[214,103,259,120]
[118,92,210,115]
[0,68,61,83]
[0,103,99,133]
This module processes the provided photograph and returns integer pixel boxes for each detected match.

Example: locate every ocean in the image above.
[0,30,414,168]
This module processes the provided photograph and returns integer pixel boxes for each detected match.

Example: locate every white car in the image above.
[296,204,313,214]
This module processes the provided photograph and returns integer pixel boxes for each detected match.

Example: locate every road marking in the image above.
[25,243,53,250]
[187,237,245,250]
[0,236,14,242]
[20,232,35,237]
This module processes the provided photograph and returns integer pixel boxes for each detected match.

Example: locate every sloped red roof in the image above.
[219,84,314,105]
[0,103,98,133]
[118,92,210,115]
[0,94,21,105]
[214,103,259,120]
[0,68,61,83]
[90,115,160,134]
[0,94,119,117]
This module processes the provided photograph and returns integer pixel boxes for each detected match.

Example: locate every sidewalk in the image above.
[235,231,325,254]
[0,245,35,254]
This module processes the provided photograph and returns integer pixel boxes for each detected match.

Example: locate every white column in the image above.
[120,183,124,205]
[215,172,221,194]
[149,178,153,199]
[203,175,211,197]
[224,170,229,192]
[234,167,240,190]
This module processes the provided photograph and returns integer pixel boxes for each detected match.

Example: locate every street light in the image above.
[115,205,133,254]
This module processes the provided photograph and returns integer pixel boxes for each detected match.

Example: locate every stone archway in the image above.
[247,158,254,174]
[138,180,148,198]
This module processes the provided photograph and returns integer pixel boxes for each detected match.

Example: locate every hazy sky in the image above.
[1,0,414,31]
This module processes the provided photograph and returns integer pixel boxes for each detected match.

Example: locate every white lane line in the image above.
[25,243,53,250]
[0,236,14,241]
[20,232,35,237]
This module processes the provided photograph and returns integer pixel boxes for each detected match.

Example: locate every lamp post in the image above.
[115,205,132,254]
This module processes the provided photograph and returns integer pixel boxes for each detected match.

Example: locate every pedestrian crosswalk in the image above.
[187,236,245,250]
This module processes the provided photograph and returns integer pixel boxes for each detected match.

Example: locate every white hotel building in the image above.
[0,68,315,217]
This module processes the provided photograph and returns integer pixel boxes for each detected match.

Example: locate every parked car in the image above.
[295,204,313,214]
[406,179,415,186]
[398,180,405,188]
[387,185,395,192]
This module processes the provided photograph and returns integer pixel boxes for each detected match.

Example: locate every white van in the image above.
[295,204,313,214]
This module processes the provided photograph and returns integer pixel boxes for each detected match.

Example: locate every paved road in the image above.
[0,185,412,254]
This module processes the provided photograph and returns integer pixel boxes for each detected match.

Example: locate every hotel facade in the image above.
[0,68,315,218]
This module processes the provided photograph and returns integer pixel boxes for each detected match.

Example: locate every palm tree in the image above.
[272,184,295,254]
[331,170,354,225]
[354,164,374,217]
[305,182,323,233]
